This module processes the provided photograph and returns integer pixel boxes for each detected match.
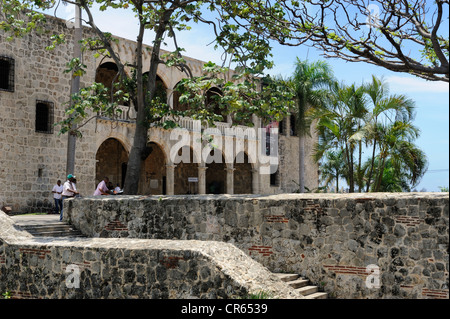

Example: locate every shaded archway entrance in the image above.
[234,152,253,194]
[140,142,166,195]
[206,151,226,194]
[174,146,198,194]
[96,138,129,192]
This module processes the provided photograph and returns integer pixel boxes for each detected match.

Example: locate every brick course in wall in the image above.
[248,245,274,257]
[0,209,305,299]
[65,192,449,299]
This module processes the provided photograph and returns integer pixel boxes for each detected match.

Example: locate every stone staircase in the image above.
[274,273,328,299]
[17,221,85,238]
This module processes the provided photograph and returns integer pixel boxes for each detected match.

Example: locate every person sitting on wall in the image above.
[114,183,123,194]
[94,176,110,196]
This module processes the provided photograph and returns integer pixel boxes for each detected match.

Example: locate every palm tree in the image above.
[310,80,367,192]
[319,150,346,192]
[372,120,428,192]
[291,59,334,192]
[309,75,427,193]
[357,75,416,192]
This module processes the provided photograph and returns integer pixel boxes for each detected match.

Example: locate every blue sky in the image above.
[53,3,449,192]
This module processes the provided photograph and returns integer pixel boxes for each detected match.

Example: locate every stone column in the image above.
[165,164,176,195]
[226,165,235,194]
[198,165,207,195]
[166,88,173,108]
[252,168,260,194]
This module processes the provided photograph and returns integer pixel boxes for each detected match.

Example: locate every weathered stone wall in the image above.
[0,210,304,299]
[65,193,449,299]
[0,17,98,212]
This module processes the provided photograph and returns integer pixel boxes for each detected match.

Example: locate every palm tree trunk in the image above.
[358,140,362,192]
[374,153,387,192]
[336,171,339,193]
[344,144,354,192]
[366,140,377,192]
[298,135,305,193]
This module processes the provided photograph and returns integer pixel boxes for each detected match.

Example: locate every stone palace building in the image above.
[0,13,318,213]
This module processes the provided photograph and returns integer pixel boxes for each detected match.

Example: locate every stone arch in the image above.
[95,61,129,106]
[142,72,168,103]
[205,149,226,194]
[233,152,253,194]
[96,130,133,154]
[172,80,189,112]
[206,87,226,122]
[139,141,167,195]
[174,145,199,195]
[95,138,129,192]
[95,61,118,89]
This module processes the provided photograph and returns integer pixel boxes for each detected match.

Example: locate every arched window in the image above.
[142,73,167,102]
[172,81,189,112]
[95,62,129,106]
[206,87,226,122]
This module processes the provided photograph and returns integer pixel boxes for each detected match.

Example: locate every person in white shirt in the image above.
[114,183,122,194]
[52,180,63,215]
[60,174,79,221]
[94,176,110,195]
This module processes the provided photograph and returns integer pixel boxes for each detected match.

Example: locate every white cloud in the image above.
[386,75,449,94]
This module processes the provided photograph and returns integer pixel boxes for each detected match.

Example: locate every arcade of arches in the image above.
[95,138,254,195]
[94,61,255,196]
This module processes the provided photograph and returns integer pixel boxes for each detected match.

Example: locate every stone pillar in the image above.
[226,165,235,194]
[166,88,173,108]
[198,165,207,195]
[165,164,176,195]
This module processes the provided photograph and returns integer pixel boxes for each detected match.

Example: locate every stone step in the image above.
[274,273,300,282]
[18,222,85,238]
[304,292,328,299]
[21,224,74,232]
[25,229,85,237]
[287,278,309,289]
[273,272,328,299]
[296,285,319,296]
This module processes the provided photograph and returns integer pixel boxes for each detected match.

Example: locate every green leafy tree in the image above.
[352,75,416,192]
[309,80,367,192]
[309,75,427,192]
[222,0,449,82]
[319,150,346,192]
[290,59,334,192]
[1,0,293,194]
[371,120,428,192]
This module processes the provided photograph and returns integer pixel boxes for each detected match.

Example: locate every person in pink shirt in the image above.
[94,176,111,195]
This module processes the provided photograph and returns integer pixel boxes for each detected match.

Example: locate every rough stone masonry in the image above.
[65,192,449,299]
[0,208,304,299]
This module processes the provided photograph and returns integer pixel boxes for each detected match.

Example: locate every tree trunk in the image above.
[366,139,377,192]
[122,10,171,194]
[336,172,339,193]
[344,144,354,193]
[357,139,362,192]
[298,135,305,193]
